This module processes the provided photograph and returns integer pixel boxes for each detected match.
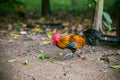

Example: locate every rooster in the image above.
[79,28,102,51]
[52,28,102,58]
[52,33,85,58]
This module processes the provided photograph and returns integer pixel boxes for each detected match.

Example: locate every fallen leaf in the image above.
[116,50,120,55]
[22,60,28,66]
[26,35,33,40]
[40,17,45,21]
[8,59,16,63]
[10,33,21,37]
[20,23,27,28]
[111,65,120,69]
[0,30,8,34]
[37,54,51,60]
[32,27,43,33]
[40,41,52,45]
[100,55,109,63]
[46,32,52,38]
[62,22,69,27]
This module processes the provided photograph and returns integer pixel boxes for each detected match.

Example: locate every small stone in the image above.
[28,73,33,76]
[8,39,13,42]
[59,53,63,56]
[20,31,27,35]
[55,75,60,78]
[40,50,44,53]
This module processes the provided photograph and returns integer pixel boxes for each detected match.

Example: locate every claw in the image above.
[63,53,74,59]
[76,52,82,57]
[63,50,82,60]
[75,50,82,57]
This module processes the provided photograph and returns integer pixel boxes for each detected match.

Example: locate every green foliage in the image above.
[20,0,42,12]
[0,0,24,13]
[94,0,99,2]
[0,0,117,14]
[103,12,112,31]
[51,0,92,13]
[104,0,116,10]
[24,0,115,13]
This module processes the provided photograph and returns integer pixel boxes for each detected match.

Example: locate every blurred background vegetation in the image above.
[0,0,119,37]
[0,0,116,14]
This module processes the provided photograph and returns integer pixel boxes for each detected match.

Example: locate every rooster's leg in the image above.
[63,53,74,59]
[64,51,82,59]
[71,48,77,58]
[75,50,82,57]
[70,49,83,58]
[71,49,82,58]
[63,49,76,59]
[71,52,75,58]
[90,46,95,53]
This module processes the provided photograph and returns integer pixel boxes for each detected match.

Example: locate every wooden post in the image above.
[92,0,104,31]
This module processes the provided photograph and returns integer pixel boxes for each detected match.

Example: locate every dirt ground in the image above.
[0,32,120,80]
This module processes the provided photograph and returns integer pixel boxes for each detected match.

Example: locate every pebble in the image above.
[20,31,27,35]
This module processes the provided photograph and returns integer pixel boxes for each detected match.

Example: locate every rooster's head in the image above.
[51,33,60,45]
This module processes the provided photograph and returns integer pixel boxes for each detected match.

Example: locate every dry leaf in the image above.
[8,59,16,63]
[116,50,120,55]
[100,55,109,63]
[32,27,43,33]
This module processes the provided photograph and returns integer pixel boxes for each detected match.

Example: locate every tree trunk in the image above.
[41,0,51,15]
[116,0,120,39]
[92,0,104,31]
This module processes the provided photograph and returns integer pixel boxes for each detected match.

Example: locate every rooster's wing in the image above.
[69,35,85,49]
[57,36,70,49]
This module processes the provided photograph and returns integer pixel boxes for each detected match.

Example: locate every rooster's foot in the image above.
[75,50,82,57]
[63,53,74,59]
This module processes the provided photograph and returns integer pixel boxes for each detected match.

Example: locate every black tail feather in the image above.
[83,28,101,46]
